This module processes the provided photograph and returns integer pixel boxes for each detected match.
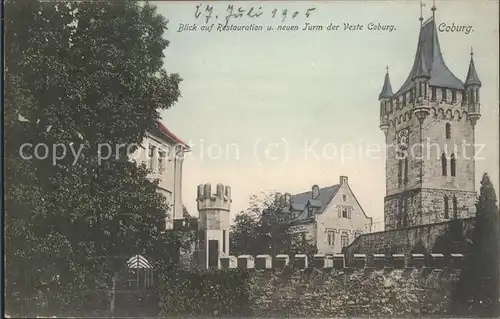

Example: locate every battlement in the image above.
[197,183,231,212]
[219,253,464,271]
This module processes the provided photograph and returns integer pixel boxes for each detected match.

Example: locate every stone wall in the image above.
[159,253,466,317]
[343,218,475,264]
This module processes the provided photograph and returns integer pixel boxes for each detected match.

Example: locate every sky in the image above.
[155,0,499,226]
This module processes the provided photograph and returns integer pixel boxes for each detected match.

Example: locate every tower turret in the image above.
[412,49,431,123]
[378,66,393,136]
[196,183,231,269]
[464,48,481,127]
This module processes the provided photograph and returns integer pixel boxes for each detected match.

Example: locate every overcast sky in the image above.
[156,0,499,225]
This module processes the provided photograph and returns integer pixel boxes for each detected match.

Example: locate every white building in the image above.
[283,176,373,254]
[131,120,189,229]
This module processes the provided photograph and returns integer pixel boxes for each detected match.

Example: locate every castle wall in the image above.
[343,218,475,262]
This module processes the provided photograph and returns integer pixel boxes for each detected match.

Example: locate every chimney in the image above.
[312,185,320,200]
[340,176,348,185]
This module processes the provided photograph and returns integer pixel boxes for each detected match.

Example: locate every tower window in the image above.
[403,157,409,185]
[409,89,414,103]
[342,194,347,202]
[444,195,449,219]
[475,88,480,103]
[450,154,456,177]
[402,93,406,106]
[442,88,447,101]
[452,196,458,219]
[223,230,226,253]
[451,89,457,103]
[431,87,437,101]
[403,196,408,227]
[445,123,451,139]
[398,159,403,187]
[441,153,447,176]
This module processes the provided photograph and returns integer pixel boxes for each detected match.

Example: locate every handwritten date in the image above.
[194,4,316,24]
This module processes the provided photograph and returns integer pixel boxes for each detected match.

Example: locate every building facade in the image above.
[283,176,373,254]
[379,7,481,231]
[131,120,189,229]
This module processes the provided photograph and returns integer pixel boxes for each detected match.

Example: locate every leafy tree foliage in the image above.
[4,1,185,316]
[453,173,500,316]
[230,193,317,257]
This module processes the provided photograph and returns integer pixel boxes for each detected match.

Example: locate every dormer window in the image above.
[307,206,314,217]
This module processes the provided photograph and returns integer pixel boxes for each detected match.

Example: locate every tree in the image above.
[4,1,185,316]
[453,173,500,316]
[230,193,316,257]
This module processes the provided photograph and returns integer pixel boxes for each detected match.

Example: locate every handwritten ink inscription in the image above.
[174,3,397,33]
[194,3,317,24]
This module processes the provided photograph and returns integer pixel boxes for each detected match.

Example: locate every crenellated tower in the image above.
[196,183,231,269]
[378,4,481,231]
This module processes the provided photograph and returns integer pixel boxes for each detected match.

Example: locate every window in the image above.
[445,123,451,139]
[223,230,226,253]
[403,157,409,185]
[328,230,335,246]
[444,195,449,219]
[397,198,403,227]
[398,159,403,187]
[452,89,457,103]
[441,153,447,176]
[341,232,349,247]
[450,154,456,177]
[442,88,447,101]
[307,206,314,217]
[342,207,348,218]
[148,146,156,170]
[475,88,479,103]
[431,87,437,101]
[452,196,458,219]
[402,93,406,106]
[402,196,408,227]
[409,89,414,103]
[342,194,347,202]
[158,150,166,173]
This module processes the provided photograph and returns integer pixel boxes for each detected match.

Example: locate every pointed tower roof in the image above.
[395,16,464,95]
[465,49,481,86]
[378,68,393,100]
[414,48,430,78]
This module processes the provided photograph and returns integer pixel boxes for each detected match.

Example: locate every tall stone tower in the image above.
[378,5,481,231]
[196,183,231,269]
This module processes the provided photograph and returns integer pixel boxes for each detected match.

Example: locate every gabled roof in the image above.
[395,17,464,95]
[154,120,189,148]
[287,185,341,222]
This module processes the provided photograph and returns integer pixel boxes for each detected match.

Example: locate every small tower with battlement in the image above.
[196,183,231,269]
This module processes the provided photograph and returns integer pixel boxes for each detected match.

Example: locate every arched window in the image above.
[452,196,458,219]
[404,157,409,184]
[398,159,403,186]
[444,195,449,219]
[450,154,456,177]
[441,153,447,176]
[445,123,451,139]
